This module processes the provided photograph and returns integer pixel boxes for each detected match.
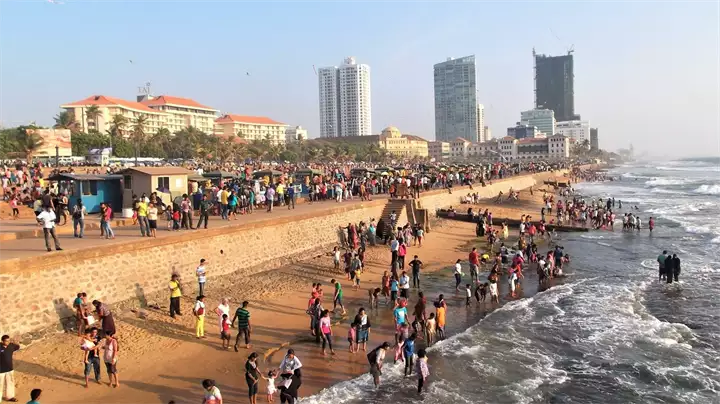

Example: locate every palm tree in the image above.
[108,114,128,156]
[16,130,45,164]
[85,105,101,133]
[132,114,148,164]
[152,127,173,157]
[236,130,246,139]
[53,111,81,133]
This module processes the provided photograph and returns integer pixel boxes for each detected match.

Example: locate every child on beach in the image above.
[220,314,231,350]
[348,321,358,353]
[465,284,472,306]
[425,313,437,346]
[353,269,361,290]
[368,288,381,309]
[416,348,429,394]
[263,370,278,403]
[332,247,340,270]
[489,280,499,304]
[394,335,405,364]
[403,333,416,377]
[475,282,488,302]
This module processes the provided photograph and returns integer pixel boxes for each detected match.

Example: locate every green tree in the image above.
[131,114,148,163]
[85,105,101,132]
[16,129,45,163]
[53,111,81,133]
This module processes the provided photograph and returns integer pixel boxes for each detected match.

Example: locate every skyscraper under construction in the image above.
[534,50,577,122]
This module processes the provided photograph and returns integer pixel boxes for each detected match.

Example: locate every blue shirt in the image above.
[393,307,408,325]
[390,280,399,292]
[403,339,415,356]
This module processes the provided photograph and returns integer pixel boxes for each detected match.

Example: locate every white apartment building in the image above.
[61,94,218,136]
[520,109,556,136]
[477,104,486,142]
[139,95,218,135]
[318,67,340,138]
[555,120,590,147]
[318,57,372,138]
[428,141,450,160]
[285,126,308,143]
[444,134,570,161]
[484,126,492,140]
[214,114,287,144]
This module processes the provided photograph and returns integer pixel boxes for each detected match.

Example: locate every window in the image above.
[157,176,170,190]
[124,175,132,189]
[81,180,98,196]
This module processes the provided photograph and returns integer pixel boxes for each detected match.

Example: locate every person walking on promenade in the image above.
[168,274,183,318]
[196,259,208,296]
[136,196,150,236]
[194,295,207,339]
[0,335,20,402]
[196,194,211,229]
[71,198,86,238]
[181,194,195,229]
[100,203,115,239]
[36,206,61,252]
[232,301,252,351]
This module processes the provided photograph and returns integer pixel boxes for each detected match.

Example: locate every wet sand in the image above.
[10,181,570,403]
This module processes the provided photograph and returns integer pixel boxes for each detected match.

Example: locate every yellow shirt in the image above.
[137,201,148,217]
[220,190,229,204]
[436,306,446,327]
[277,184,285,195]
[169,280,182,298]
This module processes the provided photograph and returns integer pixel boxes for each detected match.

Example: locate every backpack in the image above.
[72,206,82,219]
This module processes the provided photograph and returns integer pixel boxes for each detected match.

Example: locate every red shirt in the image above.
[469,251,479,265]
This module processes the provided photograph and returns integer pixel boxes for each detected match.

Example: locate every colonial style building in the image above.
[213,114,287,145]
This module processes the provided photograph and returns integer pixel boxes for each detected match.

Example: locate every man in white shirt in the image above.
[390,237,400,270]
[37,207,62,252]
[196,258,207,296]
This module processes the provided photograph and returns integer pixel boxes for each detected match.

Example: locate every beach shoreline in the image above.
[11,175,580,403]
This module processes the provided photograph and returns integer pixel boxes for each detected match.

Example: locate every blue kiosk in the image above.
[48,173,123,213]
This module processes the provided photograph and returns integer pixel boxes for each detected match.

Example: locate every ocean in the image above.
[301,159,720,404]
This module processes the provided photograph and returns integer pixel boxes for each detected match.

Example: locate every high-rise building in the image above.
[434,55,478,142]
[534,50,576,122]
[555,120,590,147]
[507,122,542,140]
[318,57,372,138]
[520,109,556,136]
[477,104,486,142]
[590,128,599,150]
[484,126,491,140]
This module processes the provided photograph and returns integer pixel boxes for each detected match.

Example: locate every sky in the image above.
[0,0,718,158]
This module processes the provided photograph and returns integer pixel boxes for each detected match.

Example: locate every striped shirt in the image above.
[235,308,250,328]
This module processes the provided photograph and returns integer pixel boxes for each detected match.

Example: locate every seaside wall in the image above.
[0,170,566,338]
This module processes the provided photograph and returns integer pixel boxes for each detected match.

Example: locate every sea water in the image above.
[301,158,720,404]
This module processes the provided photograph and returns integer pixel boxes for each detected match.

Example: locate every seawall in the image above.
[0,170,567,338]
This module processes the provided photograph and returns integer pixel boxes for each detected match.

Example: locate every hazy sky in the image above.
[1,1,718,157]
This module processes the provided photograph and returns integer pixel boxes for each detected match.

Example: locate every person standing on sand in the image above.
[102,331,119,388]
[245,352,261,404]
[81,328,101,388]
[202,379,223,404]
[92,300,115,336]
[319,310,336,356]
[232,301,252,351]
[168,274,183,318]
[353,308,371,352]
[367,342,390,389]
[215,298,230,336]
[331,279,346,315]
[194,295,207,339]
[0,335,19,402]
[196,259,208,296]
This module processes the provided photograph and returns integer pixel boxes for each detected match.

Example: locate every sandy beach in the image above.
[10,179,570,403]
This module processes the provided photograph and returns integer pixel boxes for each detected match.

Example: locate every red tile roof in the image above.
[61,95,158,113]
[215,114,285,125]
[140,95,216,111]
